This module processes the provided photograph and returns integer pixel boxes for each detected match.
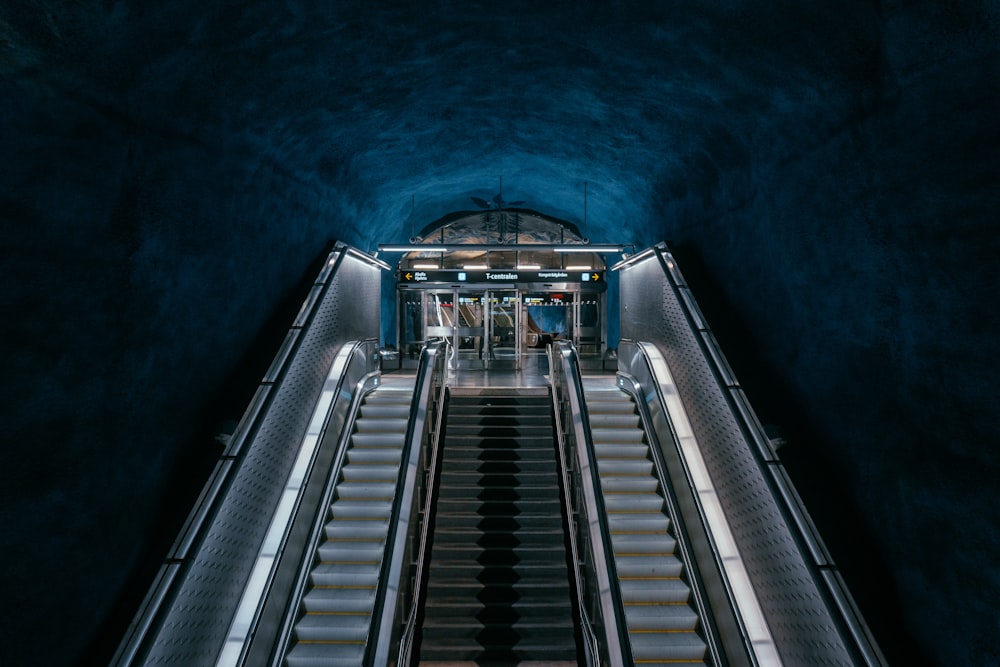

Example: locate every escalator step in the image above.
[620,577,692,603]
[628,630,707,661]
[625,604,700,631]
[615,554,684,579]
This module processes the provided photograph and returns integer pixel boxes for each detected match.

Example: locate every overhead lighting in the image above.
[463,264,488,269]
[516,264,541,270]
[553,245,623,253]
[379,244,451,253]
[565,265,592,270]
[412,263,439,269]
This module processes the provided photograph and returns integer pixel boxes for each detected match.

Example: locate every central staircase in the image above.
[417,390,579,664]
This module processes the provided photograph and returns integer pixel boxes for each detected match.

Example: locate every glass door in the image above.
[455,291,486,368]
[487,290,519,369]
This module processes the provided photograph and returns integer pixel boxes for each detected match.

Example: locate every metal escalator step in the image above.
[624,603,700,631]
[436,484,561,500]
[349,433,406,448]
[339,463,399,481]
[317,546,384,564]
[432,513,567,530]
[611,533,677,554]
[285,642,365,667]
[354,417,409,432]
[334,481,396,499]
[429,545,571,565]
[608,514,671,533]
[594,443,648,458]
[602,477,660,493]
[591,430,646,445]
[294,613,370,642]
[589,413,641,428]
[358,404,411,419]
[433,498,562,516]
[301,586,376,613]
[420,618,576,641]
[329,499,393,519]
[345,447,402,464]
[431,527,564,547]
[324,519,390,540]
[620,578,692,603]
[598,458,655,476]
[615,555,684,579]
[628,629,707,661]
[310,563,381,588]
[604,493,664,513]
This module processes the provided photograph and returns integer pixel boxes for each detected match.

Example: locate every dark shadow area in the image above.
[78,241,336,666]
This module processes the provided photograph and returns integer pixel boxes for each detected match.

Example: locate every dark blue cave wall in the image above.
[1,1,997,665]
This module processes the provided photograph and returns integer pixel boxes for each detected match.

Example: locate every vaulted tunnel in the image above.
[2,1,998,665]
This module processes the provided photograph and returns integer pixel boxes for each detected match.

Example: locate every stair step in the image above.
[285,642,365,667]
[620,577,692,603]
[624,603,700,631]
[615,554,684,579]
[628,629,707,661]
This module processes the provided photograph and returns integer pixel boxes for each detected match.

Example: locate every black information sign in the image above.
[398,269,604,284]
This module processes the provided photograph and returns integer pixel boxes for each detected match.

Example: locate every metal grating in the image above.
[142,251,383,665]
[619,252,855,666]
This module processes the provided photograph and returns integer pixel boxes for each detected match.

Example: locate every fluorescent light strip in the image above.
[412,263,439,269]
[643,345,782,667]
[553,245,622,252]
[516,264,541,270]
[565,265,592,270]
[463,264,488,269]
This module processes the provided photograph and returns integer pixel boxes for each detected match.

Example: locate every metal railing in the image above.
[549,340,629,665]
[369,338,449,666]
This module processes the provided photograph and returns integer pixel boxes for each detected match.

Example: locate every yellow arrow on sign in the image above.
[591,273,600,281]
[405,272,413,280]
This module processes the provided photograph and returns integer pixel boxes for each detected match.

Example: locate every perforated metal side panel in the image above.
[619,253,854,666]
[142,252,382,665]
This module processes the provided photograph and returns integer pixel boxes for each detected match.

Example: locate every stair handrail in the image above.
[546,344,602,667]
[368,338,448,666]
[615,369,726,667]
[551,340,630,665]
[394,339,450,666]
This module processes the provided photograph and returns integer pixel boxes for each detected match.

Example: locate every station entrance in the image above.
[382,208,616,371]
[397,283,605,370]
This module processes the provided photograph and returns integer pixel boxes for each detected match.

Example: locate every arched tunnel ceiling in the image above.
[3,0,900,245]
[1,1,998,666]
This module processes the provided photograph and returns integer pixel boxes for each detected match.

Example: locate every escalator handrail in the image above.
[394,340,450,666]
[368,339,447,666]
[546,344,601,667]
[268,341,383,666]
[552,340,630,664]
[615,369,726,667]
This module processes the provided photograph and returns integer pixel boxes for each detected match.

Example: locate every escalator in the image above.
[416,390,579,663]
[284,376,415,667]
[583,376,709,666]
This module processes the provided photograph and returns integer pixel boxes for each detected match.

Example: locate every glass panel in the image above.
[400,291,424,359]
[524,292,571,349]
[456,292,485,365]
[488,291,518,367]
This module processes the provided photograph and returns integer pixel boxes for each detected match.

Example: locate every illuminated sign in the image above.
[399,270,603,284]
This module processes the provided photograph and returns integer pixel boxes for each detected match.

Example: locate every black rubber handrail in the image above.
[367,339,447,666]
[552,340,630,665]
[546,344,601,666]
